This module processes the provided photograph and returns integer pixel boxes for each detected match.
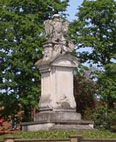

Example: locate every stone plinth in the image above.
[22,54,94,131]
[22,120,94,131]
[35,54,78,112]
[34,111,81,122]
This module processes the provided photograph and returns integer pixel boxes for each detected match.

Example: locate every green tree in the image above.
[69,0,116,112]
[92,106,116,130]
[69,0,116,65]
[0,0,68,121]
[74,65,96,118]
[98,64,116,109]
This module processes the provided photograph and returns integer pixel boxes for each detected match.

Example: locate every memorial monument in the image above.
[22,14,94,131]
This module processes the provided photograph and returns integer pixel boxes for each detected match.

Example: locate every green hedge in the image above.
[0,130,116,141]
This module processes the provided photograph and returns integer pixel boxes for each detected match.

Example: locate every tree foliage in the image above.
[69,0,116,65]
[70,0,116,111]
[0,0,68,120]
[92,106,116,130]
[74,65,96,117]
[98,64,116,108]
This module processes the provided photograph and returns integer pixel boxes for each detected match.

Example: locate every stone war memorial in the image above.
[22,14,94,131]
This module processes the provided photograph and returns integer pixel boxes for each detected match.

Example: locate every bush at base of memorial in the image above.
[92,106,116,130]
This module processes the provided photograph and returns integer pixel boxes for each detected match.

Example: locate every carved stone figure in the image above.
[45,14,68,43]
[43,14,74,60]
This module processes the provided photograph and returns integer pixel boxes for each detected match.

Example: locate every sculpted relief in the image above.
[43,14,74,60]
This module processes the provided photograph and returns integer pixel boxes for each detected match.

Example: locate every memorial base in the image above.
[22,111,94,131]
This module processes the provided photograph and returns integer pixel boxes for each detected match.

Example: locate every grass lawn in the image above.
[0,130,116,141]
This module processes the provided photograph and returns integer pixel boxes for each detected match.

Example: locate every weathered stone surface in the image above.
[35,54,79,112]
[35,54,79,68]
[34,111,81,122]
[42,14,75,60]
[22,120,94,131]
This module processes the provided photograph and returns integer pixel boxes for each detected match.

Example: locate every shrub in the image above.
[92,106,116,130]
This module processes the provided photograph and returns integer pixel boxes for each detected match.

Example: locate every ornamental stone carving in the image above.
[43,14,74,60]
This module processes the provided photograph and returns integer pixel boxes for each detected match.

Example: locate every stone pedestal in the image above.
[22,54,94,131]
[37,54,78,112]
[22,15,94,131]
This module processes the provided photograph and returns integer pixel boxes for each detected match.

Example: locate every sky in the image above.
[66,0,93,67]
[67,0,83,21]
[66,0,100,68]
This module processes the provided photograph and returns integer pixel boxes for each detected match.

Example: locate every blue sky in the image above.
[67,0,83,21]
[66,0,95,67]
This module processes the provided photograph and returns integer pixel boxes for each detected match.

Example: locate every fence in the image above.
[3,136,116,142]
